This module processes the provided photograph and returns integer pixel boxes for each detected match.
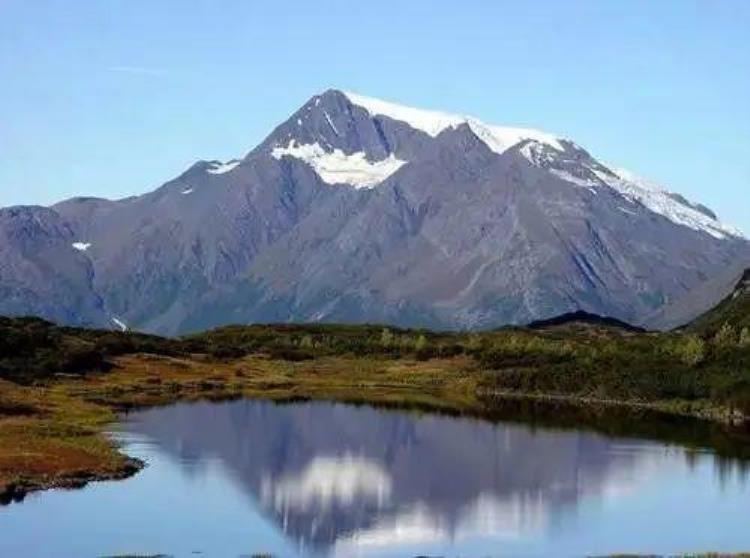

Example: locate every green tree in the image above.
[414,334,428,352]
[713,322,737,346]
[380,328,394,348]
[680,335,706,366]
[740,327,750,347]
[467,333,482,351]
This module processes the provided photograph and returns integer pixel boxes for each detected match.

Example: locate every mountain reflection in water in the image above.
[121,399,693,555]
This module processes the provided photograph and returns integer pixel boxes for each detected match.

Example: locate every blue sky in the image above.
[1,0,748,233]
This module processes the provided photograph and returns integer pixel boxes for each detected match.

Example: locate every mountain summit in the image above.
[1,89,748,334]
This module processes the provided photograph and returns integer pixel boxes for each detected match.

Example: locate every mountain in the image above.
[1,89,748,334]
[526,311,645,333]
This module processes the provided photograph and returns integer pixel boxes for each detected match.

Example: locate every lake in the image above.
[1,399,750,557]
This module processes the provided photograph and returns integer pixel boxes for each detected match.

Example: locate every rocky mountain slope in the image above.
[645,261,750,331]
[685,268,750,334]
[1,89,748,334]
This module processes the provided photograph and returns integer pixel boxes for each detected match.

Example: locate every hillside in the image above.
[686,269,750,335]
[526,310,645,334]
[645,261,750,331]
[0,316,182,384]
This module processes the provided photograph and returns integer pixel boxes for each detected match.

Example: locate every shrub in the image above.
[380,328,394,348]
[739,327,750,347]
[437,343,464,358]
[713,322,737,346]
[61,348,109,374]
[267,346,314,361]
[414,334,428,352]
[726,380,750,415]
[210,346,247,360]
[677,335,706,366]
[467,333,483,351]
[298,335,314,349]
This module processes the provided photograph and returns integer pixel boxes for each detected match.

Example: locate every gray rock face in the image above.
[1,89,748,334]
[643,261,750,330]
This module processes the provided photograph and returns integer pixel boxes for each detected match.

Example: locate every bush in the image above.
[477,334,576,369]
[713,322,737,346]
[266,346,314,361]
[673,335,706,366]
[210,346,247,360]
[726,380,750,415]
[380,328,394,348]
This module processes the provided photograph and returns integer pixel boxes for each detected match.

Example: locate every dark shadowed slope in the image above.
[685,268,750,334]
[644,259,750,331]
[527,310,646,333]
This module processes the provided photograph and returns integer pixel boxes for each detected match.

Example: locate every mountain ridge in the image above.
[1,89,748,334]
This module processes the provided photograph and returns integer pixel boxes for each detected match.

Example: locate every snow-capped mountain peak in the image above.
[249,90,744,241]
[264,89,571,189]
[1,88,747,336]
[343,90,566,154]
[343,91,466,137]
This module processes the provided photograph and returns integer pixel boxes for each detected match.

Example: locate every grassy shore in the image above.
[1,316,750,502]
[0,351,482,502]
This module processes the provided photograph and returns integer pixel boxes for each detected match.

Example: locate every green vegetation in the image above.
[0,316,183,384]
[2,315,750,417]
[478,328,750,417]
[182,320,750,418]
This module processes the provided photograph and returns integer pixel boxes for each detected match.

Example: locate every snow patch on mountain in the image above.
[592,168,743,239]
[469,119,565,154]
[324,111,339,136]
[512,134,742,240]
[72,242,91,252]
[550,169,599,190]
[508,127,743,240]
[344,91,465,137]
[207,160,241,175]
[271,140,406,189]
[519,141,562,165]
[344,91,564,153]
[111,316,128,331]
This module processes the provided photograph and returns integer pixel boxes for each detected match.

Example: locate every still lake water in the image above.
[2,399,750,558]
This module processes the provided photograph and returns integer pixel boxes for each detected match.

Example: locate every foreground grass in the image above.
[0,378,138,502]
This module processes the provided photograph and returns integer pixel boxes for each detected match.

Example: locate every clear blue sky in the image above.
[1,0,748,233]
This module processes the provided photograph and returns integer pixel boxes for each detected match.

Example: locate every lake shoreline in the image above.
[2,351,749,505]
[0,457,143,506]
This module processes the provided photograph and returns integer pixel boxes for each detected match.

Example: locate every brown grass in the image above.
[0,352,483,501]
